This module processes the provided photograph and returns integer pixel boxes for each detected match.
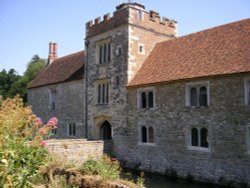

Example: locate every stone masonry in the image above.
[28,80,85,138]
[28,2,250,187]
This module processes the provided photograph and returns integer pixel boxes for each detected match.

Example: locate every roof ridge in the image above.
[54,50,85,61]
[157,18,250,46]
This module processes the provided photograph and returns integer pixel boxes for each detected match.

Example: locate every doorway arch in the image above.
[100,121,112,140]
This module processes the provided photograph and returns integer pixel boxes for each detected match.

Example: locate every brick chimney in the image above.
[48,42,58,64]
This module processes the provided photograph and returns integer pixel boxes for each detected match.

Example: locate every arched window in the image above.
[148,127,154,143]
[100,121,112,140]
[141,126,147,143]
[199,87,207,106]
[200,128,209,148]
[141,92,147,108]
[190,87,197,106]
[148,91,154,108]
[191,128,198,146]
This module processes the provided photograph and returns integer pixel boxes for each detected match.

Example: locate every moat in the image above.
[133,172,227,188]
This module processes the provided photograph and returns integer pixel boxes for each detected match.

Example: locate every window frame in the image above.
[247,126,250,154]
[188,127,210,152]
[137,87,156,109]
[68,123,76,137]
[95,79,110,105]
[138,43,145,54]
[49,88,57,111]
[244,78,250,105]
[185,81,210,107]
[138,125,155,146]
[97,38,112,65]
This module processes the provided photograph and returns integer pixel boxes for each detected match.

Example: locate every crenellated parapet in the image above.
[86,3,178,38]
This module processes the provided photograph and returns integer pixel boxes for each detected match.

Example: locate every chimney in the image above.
[48,42,58,64]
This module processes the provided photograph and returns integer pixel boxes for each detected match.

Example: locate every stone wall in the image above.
[116,74,250,186]
[46,139,104,164]
[28,80,85,139]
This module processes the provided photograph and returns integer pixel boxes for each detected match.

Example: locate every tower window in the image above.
[96,80,109,104]
[98,40,111,64]
[138,44,144,54]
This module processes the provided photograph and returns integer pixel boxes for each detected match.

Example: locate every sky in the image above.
[0,0,250,75]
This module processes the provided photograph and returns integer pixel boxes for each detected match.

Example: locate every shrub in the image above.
[80,155,121,180]
[0,96,58,187]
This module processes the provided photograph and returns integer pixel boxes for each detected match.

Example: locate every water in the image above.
[143,174,221,188]
[123,170,223,188]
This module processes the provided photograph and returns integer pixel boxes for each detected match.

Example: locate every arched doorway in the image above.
[100,121,112,140]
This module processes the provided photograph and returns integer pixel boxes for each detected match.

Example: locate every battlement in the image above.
[86,3,178,38]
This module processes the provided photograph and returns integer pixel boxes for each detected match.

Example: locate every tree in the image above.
[0,69,21,99]
[0,55,45,102]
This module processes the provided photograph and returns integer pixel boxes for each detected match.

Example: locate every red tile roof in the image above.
[28,51,85,88]
[128,19,250,86]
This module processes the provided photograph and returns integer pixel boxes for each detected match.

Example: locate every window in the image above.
[138,88,155,109]
[51,128,57,135]
[96,80,109,104]
[140,126,154,144]
[115,46,122,57]
[69,123,76,136]
[137,10,144,21]
[244,79,250,105]
[190,127,209,149]
[98,40,111,64]
[186,82,209,107]
[50,89,57,111]
[138,44,144,54]
[247,126,250,153]
[115,76,120,88]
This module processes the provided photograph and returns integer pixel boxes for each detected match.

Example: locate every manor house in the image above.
[28,2,250,185]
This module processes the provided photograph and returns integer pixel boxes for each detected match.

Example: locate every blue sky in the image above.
[0,0,250,75]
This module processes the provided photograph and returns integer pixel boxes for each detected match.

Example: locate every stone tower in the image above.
[84,2,177,152]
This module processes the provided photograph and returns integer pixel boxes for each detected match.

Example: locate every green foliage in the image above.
[80,155,121,180]
[0,69,21,99]
[136,172,145,187]
[0,96,58,187]
[0,55,45,102]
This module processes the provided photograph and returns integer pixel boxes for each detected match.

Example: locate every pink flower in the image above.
[47,117,58,127]
[39,128,46,135]
[40,141,47,147]
[34,117,43,127]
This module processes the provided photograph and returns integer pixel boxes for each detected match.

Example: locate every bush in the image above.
[0,96,58,187]
[80,155,121,180]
